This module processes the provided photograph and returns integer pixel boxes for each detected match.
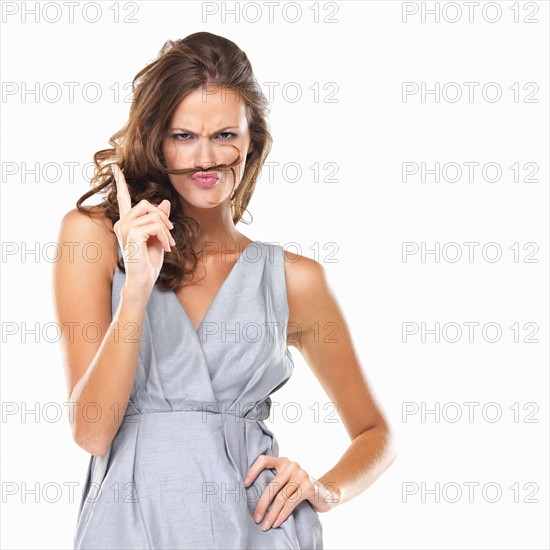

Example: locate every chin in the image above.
[182,192,230,209]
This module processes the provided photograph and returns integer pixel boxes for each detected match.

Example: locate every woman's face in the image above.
[162,86,254,210]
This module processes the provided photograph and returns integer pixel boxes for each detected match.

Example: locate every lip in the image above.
[192,172,220,188]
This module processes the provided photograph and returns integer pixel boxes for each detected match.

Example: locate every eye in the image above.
[218,132,237,141]
[171,132,237,141]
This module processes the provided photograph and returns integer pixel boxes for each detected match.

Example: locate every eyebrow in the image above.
[169,126,240,134]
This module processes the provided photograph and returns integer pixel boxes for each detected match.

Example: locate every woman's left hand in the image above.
[243,455,338,531]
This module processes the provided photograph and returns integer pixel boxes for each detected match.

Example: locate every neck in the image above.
[181,199,243,250]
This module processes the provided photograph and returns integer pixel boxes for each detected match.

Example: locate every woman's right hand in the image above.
[112,164,176,291]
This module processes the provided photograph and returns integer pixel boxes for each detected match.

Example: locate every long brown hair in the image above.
[76,32,272,290]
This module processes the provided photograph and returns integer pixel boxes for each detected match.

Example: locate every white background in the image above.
[1,1,548,548]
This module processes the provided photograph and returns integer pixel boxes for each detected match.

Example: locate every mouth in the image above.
[191,171,220,188]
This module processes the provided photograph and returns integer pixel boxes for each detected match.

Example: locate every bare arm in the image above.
[285,253,398,508]
[52,208,149,457]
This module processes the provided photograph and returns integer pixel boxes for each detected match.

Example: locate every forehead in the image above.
[169,86,247,128]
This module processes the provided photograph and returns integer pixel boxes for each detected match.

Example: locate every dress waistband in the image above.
[122,397,271,422]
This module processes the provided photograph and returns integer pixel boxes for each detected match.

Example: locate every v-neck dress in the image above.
[73,240,324,549]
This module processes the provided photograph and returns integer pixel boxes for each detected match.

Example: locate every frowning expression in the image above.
[162,85,254,210]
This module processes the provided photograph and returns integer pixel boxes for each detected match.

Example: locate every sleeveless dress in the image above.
[73,240,324,549]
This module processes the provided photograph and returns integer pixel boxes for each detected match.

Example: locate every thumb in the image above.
[158,199,171,216]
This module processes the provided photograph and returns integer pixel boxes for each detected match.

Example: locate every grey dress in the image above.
[73,240,324,549]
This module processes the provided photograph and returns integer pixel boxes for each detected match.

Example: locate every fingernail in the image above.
[170,236,176,246]
[254,512,262,523]
[261,519,271,531]
[168,220,174,229]
[244,476,250,486]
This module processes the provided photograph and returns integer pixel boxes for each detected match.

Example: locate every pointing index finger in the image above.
[112,164,131,217]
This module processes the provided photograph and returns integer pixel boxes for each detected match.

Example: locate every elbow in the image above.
[73,428,112,458]
[380,423,399,465]
[75,436,111,458]
[69,390,113,457]
[361,420,399,465]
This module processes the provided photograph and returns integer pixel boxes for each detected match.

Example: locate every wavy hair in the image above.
[76,32,272,290]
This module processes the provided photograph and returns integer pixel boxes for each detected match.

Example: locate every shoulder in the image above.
[281,246,327,293]
[279,245,333,343]
[57,206,118,279]
[60,205,114,233]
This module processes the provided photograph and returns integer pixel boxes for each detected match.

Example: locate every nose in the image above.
[194,138,217,171]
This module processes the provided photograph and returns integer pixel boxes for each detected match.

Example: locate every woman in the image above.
[53,31,397,549]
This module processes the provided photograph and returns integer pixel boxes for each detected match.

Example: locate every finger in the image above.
[127,221,172,253]
[112,164,132,217]
[158,199,171,219]
[261,486,300,531]
[254,470,294,525]
[244,455,279,486]
[157,199,174,229]
[270,493,302,529]
[126,213,175,248]
[123,198,174,230]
